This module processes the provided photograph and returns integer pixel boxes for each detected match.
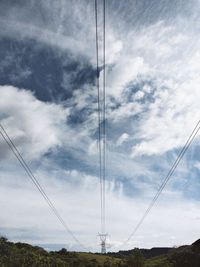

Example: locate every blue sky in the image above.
[0,0,200,252]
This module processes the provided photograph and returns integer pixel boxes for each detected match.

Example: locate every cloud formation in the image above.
[0,0,200,252]
[0,86,68,159]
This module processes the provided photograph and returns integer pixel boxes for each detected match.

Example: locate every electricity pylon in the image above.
[98,233,108,254]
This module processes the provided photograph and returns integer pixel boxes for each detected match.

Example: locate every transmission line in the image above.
[95,0,103,235]
[102,0,106,236]
[95,0,108,253]
[0,123,87,250]
[121,120,200,247]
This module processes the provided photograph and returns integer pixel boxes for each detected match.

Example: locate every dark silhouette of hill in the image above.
[107,247,172,259]
[167,239,200,267]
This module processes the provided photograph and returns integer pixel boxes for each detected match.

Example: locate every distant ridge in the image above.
[107,246,172,259]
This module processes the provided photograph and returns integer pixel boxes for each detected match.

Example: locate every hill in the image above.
[108,247,172,260]
[0,237,122,267]
[1,236,200,266]
[144,239,200,267]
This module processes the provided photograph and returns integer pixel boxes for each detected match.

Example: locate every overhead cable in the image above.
[0,123,87,250]
[95,0,103,234]
[95,0,107,235]
[121,120,200,247]
[102,0,106,235]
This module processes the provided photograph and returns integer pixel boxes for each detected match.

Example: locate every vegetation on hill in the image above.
[0,237,122,267]
[1,237,200,266]
[108,247,172,260]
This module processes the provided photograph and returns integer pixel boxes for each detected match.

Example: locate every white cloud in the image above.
[143,84,153,93]
[0,18,82,53]
[88,140,98,156]
[0,86,68,159]
[108,102,143,122]
[116,133,129,146]
[0,1,98,61]
[104,18,200,157]
[106,56,148,98]
[133,90,145,101]
[131,75,200,157]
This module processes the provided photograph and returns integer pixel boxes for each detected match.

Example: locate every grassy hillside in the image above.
[108,247,172,260]
[78,252,122,266]
[145,255,172,267]
[1,236,200,266]
[0,237,122,267]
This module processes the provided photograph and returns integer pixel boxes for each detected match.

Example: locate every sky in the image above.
[0,0,200,252]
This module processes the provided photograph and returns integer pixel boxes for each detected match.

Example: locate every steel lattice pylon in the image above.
[98,233,108,254]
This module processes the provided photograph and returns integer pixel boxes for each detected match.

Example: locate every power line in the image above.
[95,0,107,235]
[95,0,108,253]
[102,0,106,235]
[95,0,103,235]
[0,123,87,250]
[121,120,200,247]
